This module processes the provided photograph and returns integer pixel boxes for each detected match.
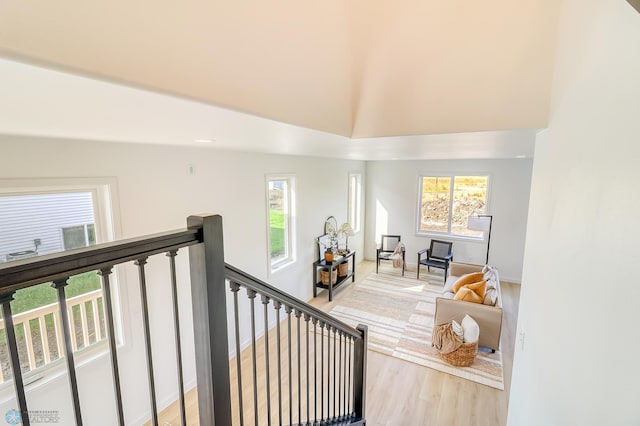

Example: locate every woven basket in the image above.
[439,341,478,367]
[320,268,337,285]
[338,261,349,277]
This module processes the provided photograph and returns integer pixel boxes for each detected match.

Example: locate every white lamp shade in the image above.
[339,222,355,237]
[467,215,491,232]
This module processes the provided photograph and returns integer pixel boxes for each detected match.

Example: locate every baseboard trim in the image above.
[376,260,522,284]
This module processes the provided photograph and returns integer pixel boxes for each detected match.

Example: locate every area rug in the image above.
[328,268,505,390]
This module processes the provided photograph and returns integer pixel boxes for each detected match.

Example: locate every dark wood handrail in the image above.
[225,263,362,340]
[0,227,202,294]
[0,213,367,424]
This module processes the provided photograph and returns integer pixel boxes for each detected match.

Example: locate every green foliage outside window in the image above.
[268,178,292,268]
[269,209,285,259]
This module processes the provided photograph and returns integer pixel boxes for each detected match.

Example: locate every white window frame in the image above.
[0,179,117,250]
[61,223,96,250]
[266,174,296,274]
[0,177,125,394]
[347,173,362,234]
[416,174,491,240]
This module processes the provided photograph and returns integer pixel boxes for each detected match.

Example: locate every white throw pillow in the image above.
[483,287,498,306]
[483,265,500,288]
[451,320,464,340]
[485,278,497,290]
[461,314,480,343]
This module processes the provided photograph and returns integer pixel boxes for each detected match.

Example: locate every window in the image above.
[62,224,96,250]
[0,191,100,261]
[267,175,296,272]
[347,173,362,233]
[418,175,489,237]
[0,180,117,385]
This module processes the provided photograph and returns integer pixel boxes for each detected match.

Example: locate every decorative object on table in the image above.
[467,214,493,264]
[328,270,504,389]
[417,239,453,283]
[324,250,334,262]
[376,235,405,276]
[338,222,355,253]
[338,261,349,277]
[316,233,332,262]
[320,267,337,285]
[323,216,339,255]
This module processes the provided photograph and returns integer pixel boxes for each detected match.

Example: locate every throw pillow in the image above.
[451,320,464,340]
[484,287,498,306]
[453,280,487,304]
[461,314,480,343]
[466,280,486,298]
[452,272,485,293]
[453,287,474,302]
[485,278,497,290]
[483,265,500,287]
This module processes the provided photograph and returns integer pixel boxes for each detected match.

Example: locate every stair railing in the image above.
[225,263,367,425]
[0,214,367,426]
[0,215,204,426]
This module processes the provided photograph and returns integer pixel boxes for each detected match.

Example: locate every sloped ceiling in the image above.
[0,0,560,139]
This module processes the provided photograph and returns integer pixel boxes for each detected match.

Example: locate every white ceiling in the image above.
[0,58,536,160]
[0,0,559,160]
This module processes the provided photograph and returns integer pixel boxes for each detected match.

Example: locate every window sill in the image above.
[269,258,296,276]
[415,232,486,243]
[0,341,109,404]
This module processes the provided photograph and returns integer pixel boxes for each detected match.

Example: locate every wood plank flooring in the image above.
[148,261,520,426]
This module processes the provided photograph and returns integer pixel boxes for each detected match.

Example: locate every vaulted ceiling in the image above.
[0,0,561,141]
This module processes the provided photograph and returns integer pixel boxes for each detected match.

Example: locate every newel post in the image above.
[187,214,231,425]
[353,324,368,420]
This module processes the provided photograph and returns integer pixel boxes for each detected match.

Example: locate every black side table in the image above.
[312,251,356,301]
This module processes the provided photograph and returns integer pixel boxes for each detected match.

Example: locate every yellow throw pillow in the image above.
[453,280,487,304]
[452,272,485,293]
[454,287,474,301]
[466,280,487,299]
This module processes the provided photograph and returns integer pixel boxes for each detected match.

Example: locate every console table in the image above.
[312,251,355,301]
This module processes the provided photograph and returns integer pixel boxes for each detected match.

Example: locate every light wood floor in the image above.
[149,261,520,426]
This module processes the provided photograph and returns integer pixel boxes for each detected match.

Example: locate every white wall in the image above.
[508,1,640,424]
[364,159,532,282]
[0,135,365,425]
